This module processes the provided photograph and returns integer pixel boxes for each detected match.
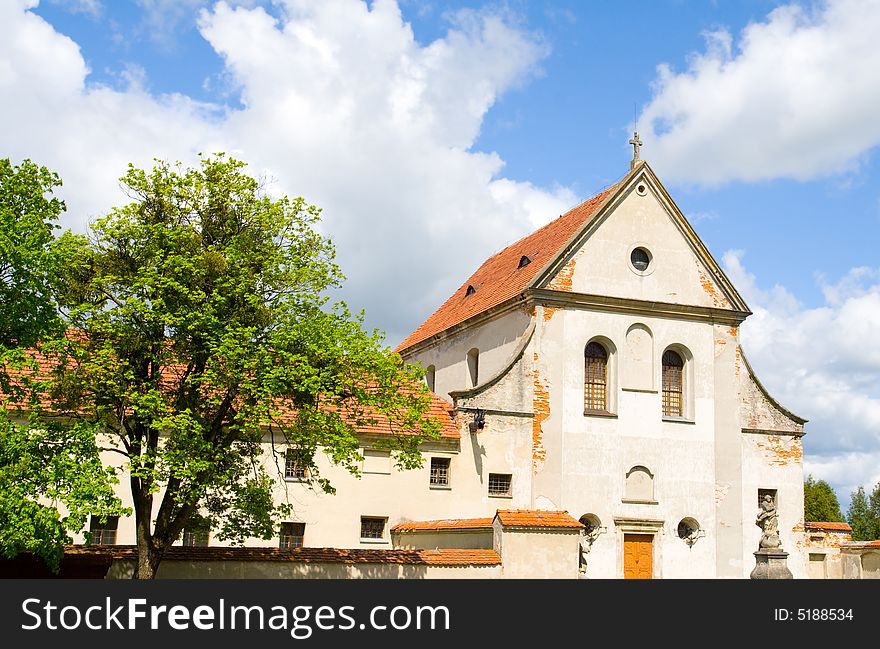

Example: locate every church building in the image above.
[388,142,808,579]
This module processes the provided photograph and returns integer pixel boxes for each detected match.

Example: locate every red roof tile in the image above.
[805,522,852,532]
[2,344,460,440]
[63,545,501,566]
[396,183,620,351]
[494,510,583,529]
[391,517,494,532]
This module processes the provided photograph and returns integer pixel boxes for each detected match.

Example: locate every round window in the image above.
[630,247,651,272]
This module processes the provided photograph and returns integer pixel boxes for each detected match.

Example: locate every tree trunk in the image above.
[133,515,165,579]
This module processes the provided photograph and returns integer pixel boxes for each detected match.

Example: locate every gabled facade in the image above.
[396,160,807,578]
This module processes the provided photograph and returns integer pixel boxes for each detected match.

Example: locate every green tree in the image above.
[0,158,124,571]
[846,485,879,541]
[803,474,844,523]
[50,155,438,579]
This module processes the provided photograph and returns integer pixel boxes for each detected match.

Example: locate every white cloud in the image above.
[47,0,102,17]
[639,0,880,184]
[1,0,575,344]
[0,1,221,228]
[726,250,880,507]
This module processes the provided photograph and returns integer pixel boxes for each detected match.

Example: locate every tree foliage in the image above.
[50,154,438,578]
[803,474,844,523]
[0,158,124,571]
[0,158,64,351]
[847,483,880,541]
[0,416,124,570]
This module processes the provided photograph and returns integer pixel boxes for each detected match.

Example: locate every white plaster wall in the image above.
[239,417,532,549]
[531,306,719,578]
[494,526,581,579]
[403,308,532,400]
[94,409,532,551]
[550,180,732,311]
[740,433,807,578]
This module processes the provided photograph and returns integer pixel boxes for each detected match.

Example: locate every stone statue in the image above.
[578,536,590,573]
[756,494,782,550]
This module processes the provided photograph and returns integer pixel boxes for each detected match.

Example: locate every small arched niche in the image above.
[677,517,703,547]
[624,465,656,504]
[424,364,436,392]
[579,513,603,539]
[623,323,653,391]
[466,348,479,387]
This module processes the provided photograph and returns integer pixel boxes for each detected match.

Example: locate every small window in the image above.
[360,517,386,541]
[425,364,436,392]
[285,450,309,481]
[465,284,476,296]
[488,473,512,497]
[467,348,479,387]
[630,247,651,272]
[430,457,451,487]
[280,522,305,550]
[182,528,210,547]
[89,515,118,545]
[661,349,684,417]
[584,341,609,412]
[518,255,531,269]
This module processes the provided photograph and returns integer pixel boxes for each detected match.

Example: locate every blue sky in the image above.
[4,0,880,508]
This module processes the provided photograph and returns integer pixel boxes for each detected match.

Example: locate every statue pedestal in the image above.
[750,549,793,579]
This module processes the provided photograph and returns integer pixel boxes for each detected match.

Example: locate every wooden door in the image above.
[623,533,653,579]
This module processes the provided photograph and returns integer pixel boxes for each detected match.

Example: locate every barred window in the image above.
[280,522,305,549]
[662,349,684,417]
[285,451,308,480]
[430,457,451,487]
[360,517,386,540]
[488,473,512,497]
[584,342,608,411]
[182,528,209,547]
[89,515,118,545]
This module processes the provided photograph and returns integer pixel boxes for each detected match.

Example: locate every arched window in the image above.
[662,349,684,417]
[584,342,608,412]
[466,348,479,387]
[425,365,436,392]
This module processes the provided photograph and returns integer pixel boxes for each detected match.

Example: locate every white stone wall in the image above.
[80,411,533,550]
[404,308,532,401]
[740,432,807,578]
[547,181,732,311]
[493,521,581,579]
[530,306,719,578]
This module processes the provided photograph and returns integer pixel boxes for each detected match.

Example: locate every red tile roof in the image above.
[63,545,501,566]
[396,183,621,351]
[494,510,584,529]
[805,522,852,532]
[2,344,460,440]
[391,517,494,532]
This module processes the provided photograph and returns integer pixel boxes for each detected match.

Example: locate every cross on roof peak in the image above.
[629,131,643,169]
